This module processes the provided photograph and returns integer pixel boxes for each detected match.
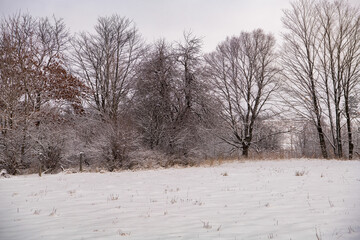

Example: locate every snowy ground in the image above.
[0,159,360,240]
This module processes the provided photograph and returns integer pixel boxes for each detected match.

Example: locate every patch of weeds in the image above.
[170,197,177,204]
[315,227,323,240]
[201,221,212,229]
[117,229,131,236]
[221,172,228,176]
[33,209,41,215]
[68,190,76,196]
[193,200,204,206]
[348,226,355,233]
[328,198,334,208]
[295,170,306,176]
[107,194,119,201]
[49,208,57,216]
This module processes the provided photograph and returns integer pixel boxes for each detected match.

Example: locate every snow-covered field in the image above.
[0,159,359,240]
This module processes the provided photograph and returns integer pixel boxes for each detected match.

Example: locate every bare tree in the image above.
[173,32,212,157]
[282,0,360,159]
[133,33,216,161]
[133,39,178,151]
[281,0,329,158]
[73,15,143,121]
[176,32,202,114]
[317,1,360,159]
[205,29,279,157]
[72,15,145,169]
[0,13,85,173]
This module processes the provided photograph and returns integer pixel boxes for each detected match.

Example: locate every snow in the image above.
[1,159,360,240]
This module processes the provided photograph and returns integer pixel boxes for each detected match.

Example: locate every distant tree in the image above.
[0,13,87,173]
[173,32,213,157]
[317,1,360,159]
[282,0,360,159]
[205,29,280,157]
[133,39,177,151]
[133,33,216,159]
[72,15,144,169]
[73,15,143,121]
[281,0,329,158]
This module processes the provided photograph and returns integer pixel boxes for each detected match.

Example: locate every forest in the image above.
[1,0,360,175]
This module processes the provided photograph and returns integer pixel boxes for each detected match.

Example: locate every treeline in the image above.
[1,0,360,174]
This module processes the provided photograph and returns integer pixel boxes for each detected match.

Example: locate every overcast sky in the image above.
[1,0,359,52]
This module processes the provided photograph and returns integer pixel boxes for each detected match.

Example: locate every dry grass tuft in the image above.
[201,221,212,229]
[295,170,306,176]
[107,194,119,201]
[49,208,57,216]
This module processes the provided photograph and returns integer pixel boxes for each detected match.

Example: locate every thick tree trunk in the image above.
[242,143,249,158]
[310,74,328,159]
[316,123,328,159]
[311,95,328,159]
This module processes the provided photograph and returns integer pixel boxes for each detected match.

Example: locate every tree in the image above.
[133,39,177,151]
[0,13,87,173]
[73,14,143,121]
[72,15,145,169]
[205,29,279,157]
[317,1,360,159]
[281,0,329,158]
[282,0,360,159]
[173,32,212,157]
[134,34,215,159]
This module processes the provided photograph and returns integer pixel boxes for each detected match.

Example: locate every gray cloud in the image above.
[1,0,359,52]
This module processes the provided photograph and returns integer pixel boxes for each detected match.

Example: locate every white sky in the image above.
[1,0,359,52]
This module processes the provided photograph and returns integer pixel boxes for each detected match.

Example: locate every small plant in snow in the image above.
[117,229,131,236]
[170,197,177,204]
[217,225,222,231]
[203,221,212,229]
[49,208,57,216]
[201,220,212,229]
[68,190,76,196]
[107,194,119,201]
[33,209,41,215]
[295,170,306,176]
[193,200,204,206]
[221,172,228,176]
[315,227,323,240]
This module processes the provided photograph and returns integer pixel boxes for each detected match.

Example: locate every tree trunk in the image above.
[242,143,249,158]
[344,98,354,159]
[310,75,328,159]
[316,120,328,159]
[335,109,343,158]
